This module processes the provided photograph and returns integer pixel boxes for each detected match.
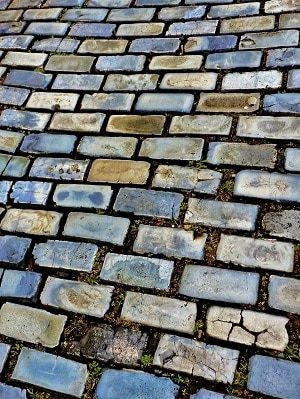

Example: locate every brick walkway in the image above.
[0,0,299,398]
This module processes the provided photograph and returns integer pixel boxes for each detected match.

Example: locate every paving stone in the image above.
[217,234,294,272]
[0,9,22,21]
[190,389,240,399]
[234,170,300,203]
[288,69,300,89]
[25,22,69,36]
[0,21,24,34]
[32,37,62,52]
[26,92,79,111]
[5,69,52,89]
[0,154,30,177]
[263,210,300,241]
[0,235,31,266]
[114,188,183,219]
[285,148,300,171]
[63,212,130,245]
[78,136,137,158]
[130,38,180,53]
[0,180,11,203]
[30,157,89,180]
[96,369,179,399]
[62,8,108,21]
[222,71,282,90]
[207,142,276,167]
[0,343,9,372]
[139,138,204,160]
[0,35,33,49]
[96,55,145,71]
[20,133,76,154]
[0,85,29,106]
[237,116,300,140]
[2,51,47,67]
[264,93,300,114]
[104,73,158,91]
[87,0,130,5]
[0,0,10,8]
[53,184,112,209]
[153,165,222,194]
[100,253,174,290]
[208,2,259,18]
[10,181,52,205]
[0,109,50,131]
[50,112,105,132]
[197,93,260,113]
[0,270,42,299]
[81,93,134,111]
[0,383,27,399]
[12,348,88,398]
[158,5,206,20]
[167,20,217,36]
[1,208,62,236]
[185,199,258,231]
[170,114,232,135]
[52,74,103,91]
[136,0,180,4]
[69,22,115,37]
[154,334,239,383]
[239,30,299,49]
[267,48,300,67]
[160,72,217,90]
[45,55,95,72]
[23,8,62,20]
[149,55,203,70]
[117,22,164,36]
[121,292,196,334]
[179,265,259,304]
[78,325,148,365]
[206,50,262,69]
[10,0,41,5]
[279,13,300,28]
[107,115,165,135]
[33,239,98,272]
[133,224,207,260]
[136,93,194,112]
[44,0,84,5]
[268,276,300,315]
[206,306,288,351]
[185,35,237,51]
[0,303,66,347]
[88,159,150,184]
[221,15,274,33]
[247,355,300,399]
[108,7,155,21]
[41,277,113,317]
[78,39,128,54]
[265,0,300,13]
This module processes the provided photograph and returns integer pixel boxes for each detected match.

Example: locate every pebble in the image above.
[268,276,300,315]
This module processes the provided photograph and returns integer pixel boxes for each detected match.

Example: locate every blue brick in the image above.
[0,154,30,177]
[20,133,76,154]
[32,37,62,52]
[52,73,103,91]
[0,35,33,49]
[0,21,24,34]
[12,348,88,398]
[288,69,300,88]
[0,235,31,265]
[130,38,180,53]
[208,2,259,18]
[69,23,116,37]
[25,22,69,36]
[44,0,84,5]
[206,50,262,69]
[185,35,237,51]
[264,93,300,114]
[5,69,52,89]
[57,38,80,52]
[0,180,12,203]
[96,369,179,399]
[10,181,52,205]
[191,389,239,399]
[0,343,10,372]
[29,157,89,180]
[267,48,300,67]
[0,270,42,299]
[96,55,145,71]
[0,383,26,399]
[0,109,51,131]
[62,8,108,21]
[0,85,29,106]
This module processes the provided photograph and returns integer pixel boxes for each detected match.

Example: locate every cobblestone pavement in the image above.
[0,0,299,398]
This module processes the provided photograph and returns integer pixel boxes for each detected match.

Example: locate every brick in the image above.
[136,0,180,4]
[153,165,222,194]
[167,20,217,35]
[44,0,83,4]
[81,93,134,110]
[133,224,207,260]
[170,114,232,135]
[207,142,276,168]
[41,277,113,317]
[78,136,137,158]
[45,55,95,72]
[0,302,66,347]
[108,7,155,21]
[96,369,179,399]
[263,210,300,241]
[207,306,288,351]
[267,48,300,67]
[179,265,259,304]
[210,3,260,18]
[197,93,260,113]
[25,22,69,36]
[185,35,237,51]
[5,69,52,89]
[117,22,164,36]
[104,73,158,91]
[69,22,115,37]
[217,234,294,272]
[2,51,47,67]
[161,72,217,90]
[53,184,112,209]
[0,35,33,49]
[139,138,204,160]
[96,55,145,71]
[239,30,299,49]
[0,384,26,399]
[269,276,300,315]
[0,235,31,266]
[32,37,62,52]
[0,9,22,21]
[12,348,88,398]
[234,170,300,203]
[107,115,165,135]
[130,38,180,53]
[26,92,79,111]
[52,74,103,91]
[221,15,275,33]
[191,389,240,399]
[222,71,282,90]
[185,198,258,231]
[135,93,194,112]
[264,93,300,114]
[49,112,105,132]
[149,55,203,70]
[285,148,300,171]
[0,180,11,204]
[114,188,183,219]
[23,8,62,20]
[0,154,29,177]
[87,0,130,6]
[0,343,9,372]
[0,270,42,299]
[265,0,300,13]
[10,181,52,205]
[63,212,130,245]
[62,8,108,21]
[100,253,174,290]
[0,85,29,106]
[206,50,262,69]
[121,292,196,334]
[279,13,300,28]
[20,133,76,154]
[159,5,206,20]
[33,240,97,272]
[154,334,239,383]
[0,109,50,131]
[0,21,24,34]
[78,39,128,54]
[30,157,89,180]
[288,69,300,88]
[248,356,300,399]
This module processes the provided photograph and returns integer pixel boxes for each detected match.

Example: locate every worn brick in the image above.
[158,5,206,20]
[62,8,108,21]
[130,38,180,53]
[25,22,69,36]
[279,13,300,28]
[140,138,204,160]
[78,39,128,54]
[263,210,300,241]
[69,22,115,37]
[26,92,79,111]
[104,73,158,91]
[170,114,232,135]
[52,74,103,91]
[30,157,89,180]
[288,69,300,88]
[197,93,260,113]
[264,93,300,114]
[206,50,262,69]
[50,112,105,132]
[45,55,95,72]
[222,70,282,90]
[269,276,300,315]
[5,69,52,89]
[240,30,299,49]
[2,51,47,67]
[0,235,31,266]
[221,15,274,33]
[167,20,217,35]
[108,7,155,21]
[161,72,217,90]
[0,270,42,300]
[285,148,300,171]
[107,115,165,135]
[117,22,164,36]
[23,8,62,20]
[0,35,33,49]
[265,0,300,13]
[81,93,134,111]
[149,55,203,70]
[185,35,237,51]
[78,136,137,158]
[136,93,194,112]
[96,55,145,71]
